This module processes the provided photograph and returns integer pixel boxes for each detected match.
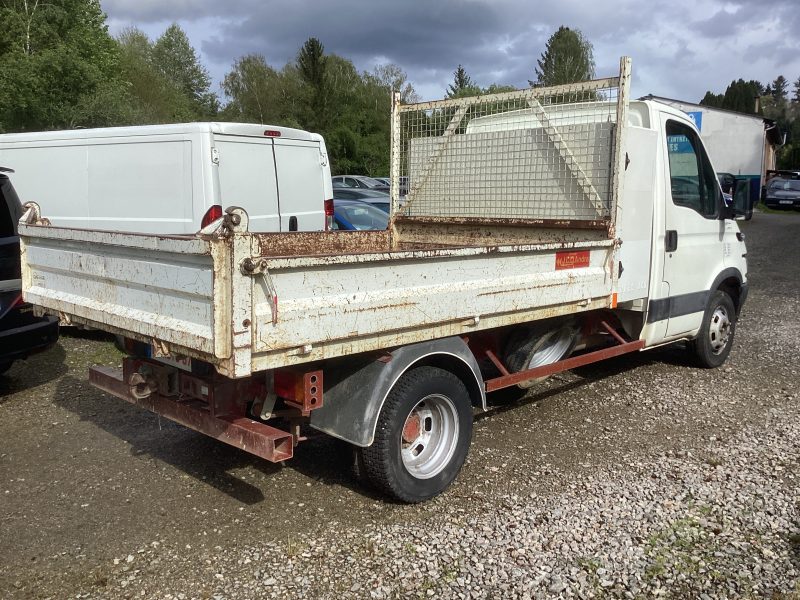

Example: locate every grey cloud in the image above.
[101,0,257,22]
[103,0,800,103]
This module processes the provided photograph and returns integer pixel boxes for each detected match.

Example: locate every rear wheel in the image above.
[691,290,736,368]
[360,366,473,503]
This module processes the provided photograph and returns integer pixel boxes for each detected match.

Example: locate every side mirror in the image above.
[732,179,751,220]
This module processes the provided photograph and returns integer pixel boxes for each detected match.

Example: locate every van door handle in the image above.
[665,230,678,252]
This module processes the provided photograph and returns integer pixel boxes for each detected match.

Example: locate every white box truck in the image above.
[18,59,750,502]
[0,122,332,234]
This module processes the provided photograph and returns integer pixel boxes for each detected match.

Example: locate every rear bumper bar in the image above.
[89,365,293,463]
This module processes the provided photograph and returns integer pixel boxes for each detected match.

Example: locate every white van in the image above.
[0,123,332,234]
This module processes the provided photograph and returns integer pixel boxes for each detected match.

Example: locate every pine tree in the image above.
[531,26,595,87]
[772,75,788,100]
[151,24,217,117]
[296,37,328,130]
[446,65,481,98]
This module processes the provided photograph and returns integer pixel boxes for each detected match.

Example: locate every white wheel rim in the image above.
[526,327,574,369]
[400,394,459,479]
[708,305,732,355]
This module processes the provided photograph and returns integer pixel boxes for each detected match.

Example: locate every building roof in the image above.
[641,94,783,146]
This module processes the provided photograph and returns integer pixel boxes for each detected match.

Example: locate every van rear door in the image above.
[215,135,280,232]
[274,138,326,231]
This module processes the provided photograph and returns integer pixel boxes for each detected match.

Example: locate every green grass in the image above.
[754,202,800,215]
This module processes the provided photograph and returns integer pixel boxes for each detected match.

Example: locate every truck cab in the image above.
[631,101,748,362]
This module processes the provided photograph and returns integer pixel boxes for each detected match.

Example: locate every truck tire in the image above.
[360,366,472,503]
[691,290,736,368]
[504,320,579,388]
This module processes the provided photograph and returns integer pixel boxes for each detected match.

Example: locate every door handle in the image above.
[665,230,678,252]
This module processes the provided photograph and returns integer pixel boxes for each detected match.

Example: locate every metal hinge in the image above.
[211,147,220,165]
[241,258,278,325]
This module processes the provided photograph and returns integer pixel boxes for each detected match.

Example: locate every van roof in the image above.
[0,122,320,143]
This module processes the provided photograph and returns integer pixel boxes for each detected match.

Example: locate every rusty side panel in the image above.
[391,218,612,250]
[19,221,211,253]
[255,230,392,258]
[251,216,612,260]
[394,215,611,231]
[210,236,233,365]
[251,297,613,370]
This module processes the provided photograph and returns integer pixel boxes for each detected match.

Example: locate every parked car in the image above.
[0,167,58,374]
[763,177,800,209]
[332,175,389,192]
[333,188,391,213]
[332,199,390,230]
[375,176,411,196]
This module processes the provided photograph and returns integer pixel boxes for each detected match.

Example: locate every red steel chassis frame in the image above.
[88,320,643,463]
[88,359,322,463]
[480,320,644,392]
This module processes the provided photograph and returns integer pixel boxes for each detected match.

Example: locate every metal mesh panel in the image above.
[393,79,621,222]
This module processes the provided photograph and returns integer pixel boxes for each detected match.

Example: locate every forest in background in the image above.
[1,1,797,174]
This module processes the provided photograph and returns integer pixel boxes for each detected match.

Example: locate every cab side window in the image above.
[666,120,719,218]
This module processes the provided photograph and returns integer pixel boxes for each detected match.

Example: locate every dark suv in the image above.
[0,167,58,374]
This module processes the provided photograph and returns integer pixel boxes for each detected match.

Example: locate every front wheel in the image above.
[360,366,473,503]
[691,290,736,368]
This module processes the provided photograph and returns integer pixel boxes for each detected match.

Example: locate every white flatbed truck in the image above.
[19,59,749,502]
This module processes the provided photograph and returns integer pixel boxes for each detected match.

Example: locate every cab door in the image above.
[658,115,726,337]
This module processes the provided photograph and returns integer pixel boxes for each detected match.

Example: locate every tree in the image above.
[370,63,419,103]
[116,27,194,123]
[700,79,763,114]
[772,75,788,101]
[151,24,218,117]
[700,91,724,109]
[296,37,328,129]
[794,77,800,103]
[221,54,304,127]
[484,83,517,94]
[531,26,595,87]
[0,0,129,131]
[446,65,481,98]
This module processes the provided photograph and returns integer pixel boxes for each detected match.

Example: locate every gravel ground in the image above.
[1,211,799,599]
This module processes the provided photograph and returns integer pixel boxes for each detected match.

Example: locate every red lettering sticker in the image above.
[555,250,590,270]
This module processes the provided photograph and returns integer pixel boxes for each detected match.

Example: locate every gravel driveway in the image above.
[1,212,798,599]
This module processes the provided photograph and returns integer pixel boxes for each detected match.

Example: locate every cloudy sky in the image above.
[102,0,799,104]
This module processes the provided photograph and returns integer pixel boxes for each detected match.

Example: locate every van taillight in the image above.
[324,199,334,231]
[202,205,223,228]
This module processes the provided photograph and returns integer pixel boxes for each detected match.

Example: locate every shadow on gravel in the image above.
[52,374,284,504]
[58,326,118,343]
[0,343,67,401]
[51,374,384,503]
